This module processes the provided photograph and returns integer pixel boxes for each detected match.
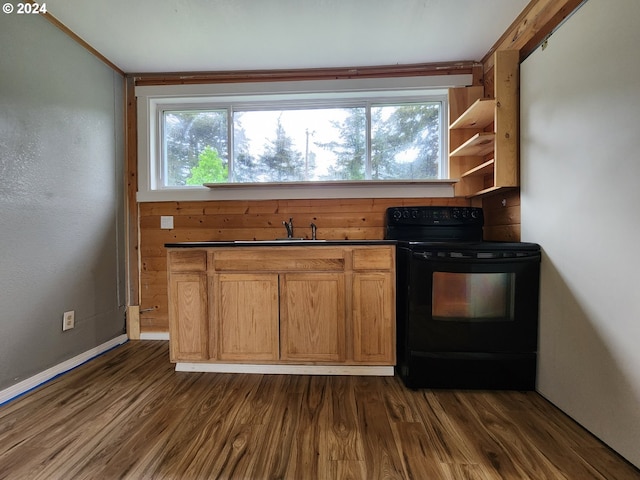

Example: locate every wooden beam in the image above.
[125,76,140,310]
[483,0,586,70]
[132,61,479,87]
[30,1,124,76]
[126,306,140,340]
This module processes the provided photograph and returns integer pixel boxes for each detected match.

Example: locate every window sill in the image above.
[136,180,457,202]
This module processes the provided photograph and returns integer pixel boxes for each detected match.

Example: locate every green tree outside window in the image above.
[186,146,228,185]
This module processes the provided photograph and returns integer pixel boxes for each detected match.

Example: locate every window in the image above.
[137,74,472,200]
[232,107,364,183]
[161,100,443,187]
[163,110,228,187]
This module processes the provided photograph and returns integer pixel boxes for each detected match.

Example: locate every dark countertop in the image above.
[165,240,396,248]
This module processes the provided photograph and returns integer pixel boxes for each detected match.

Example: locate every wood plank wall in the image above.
[138,197,469,332]
[481,189,521,241]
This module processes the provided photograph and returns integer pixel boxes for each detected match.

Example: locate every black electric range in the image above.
[385,206,541,390]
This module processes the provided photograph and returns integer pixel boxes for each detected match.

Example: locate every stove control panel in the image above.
[385,206,483,226]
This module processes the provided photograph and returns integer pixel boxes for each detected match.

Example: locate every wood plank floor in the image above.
[0,341,638,480]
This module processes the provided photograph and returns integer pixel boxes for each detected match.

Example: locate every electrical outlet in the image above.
[63,310,75,331]
[160,216,174,229]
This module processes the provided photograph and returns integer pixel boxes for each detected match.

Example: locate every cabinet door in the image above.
[168,273,208,361]
[214,273,279,361]
[352,272,395,364]
[280,273,345,363]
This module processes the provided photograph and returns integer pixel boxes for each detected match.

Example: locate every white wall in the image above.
[0,14,125,390]
[520,0,640,468]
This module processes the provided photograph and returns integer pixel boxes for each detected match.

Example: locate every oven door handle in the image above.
[411,251,540,263]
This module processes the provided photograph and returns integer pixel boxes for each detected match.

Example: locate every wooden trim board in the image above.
[176,363,394,376]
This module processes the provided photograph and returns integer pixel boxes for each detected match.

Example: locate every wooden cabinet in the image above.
[167,245,395,369]
[449,50,519,198]
[352,272,394,363]
[351,246,395,363]
[167,250,208,362]
[214,273,279,361]
[280,273,345,362]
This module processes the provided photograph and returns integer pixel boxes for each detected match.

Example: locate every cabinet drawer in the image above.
[213,248,345,272]
[353,247,394,271]
[168,250,207,272]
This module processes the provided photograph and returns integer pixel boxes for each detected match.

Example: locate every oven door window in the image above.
[432,272,515,322]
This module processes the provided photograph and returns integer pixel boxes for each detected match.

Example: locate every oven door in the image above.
[407,250,540,353]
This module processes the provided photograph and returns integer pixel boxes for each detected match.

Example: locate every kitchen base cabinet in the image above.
[215,273,279,362]
[168,272,208,362]
[280,273,345,363]
[166,244,396,374]
[352,272,394,363]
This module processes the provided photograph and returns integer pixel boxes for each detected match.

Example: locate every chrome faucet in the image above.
[283,218,294,238]
[310,223,317,240]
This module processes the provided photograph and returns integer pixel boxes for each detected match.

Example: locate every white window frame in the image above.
[136,75,471,202]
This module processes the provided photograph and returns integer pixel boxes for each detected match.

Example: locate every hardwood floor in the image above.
[0,341,638,480]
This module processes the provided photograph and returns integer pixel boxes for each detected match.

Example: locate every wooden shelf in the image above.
[465,186,502,198]
[449,98,496,130]
[448,50,519,199]
[465,186,519,199]
[450,132,495,157]
[461,159,495,178]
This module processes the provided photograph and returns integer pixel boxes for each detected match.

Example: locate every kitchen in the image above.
[1,0,639,477]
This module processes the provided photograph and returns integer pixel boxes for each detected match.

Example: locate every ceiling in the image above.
[46,0,530,74]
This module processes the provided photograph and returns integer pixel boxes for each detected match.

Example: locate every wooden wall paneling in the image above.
[125,76,140,338]
[449,86,485,120]
[138,197,470,333]
[482,189,521,241]
[483,66,495,100]
[471,64,484,87]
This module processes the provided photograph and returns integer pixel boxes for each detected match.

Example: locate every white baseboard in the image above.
[139,332,170,340]
[0,334,129,406]
[176,362,394,376]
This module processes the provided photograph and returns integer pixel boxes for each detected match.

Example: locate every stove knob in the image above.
[411,210,418,219]
[471,209,478,218]
[402,210,410,219]
[392,209,402,220]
